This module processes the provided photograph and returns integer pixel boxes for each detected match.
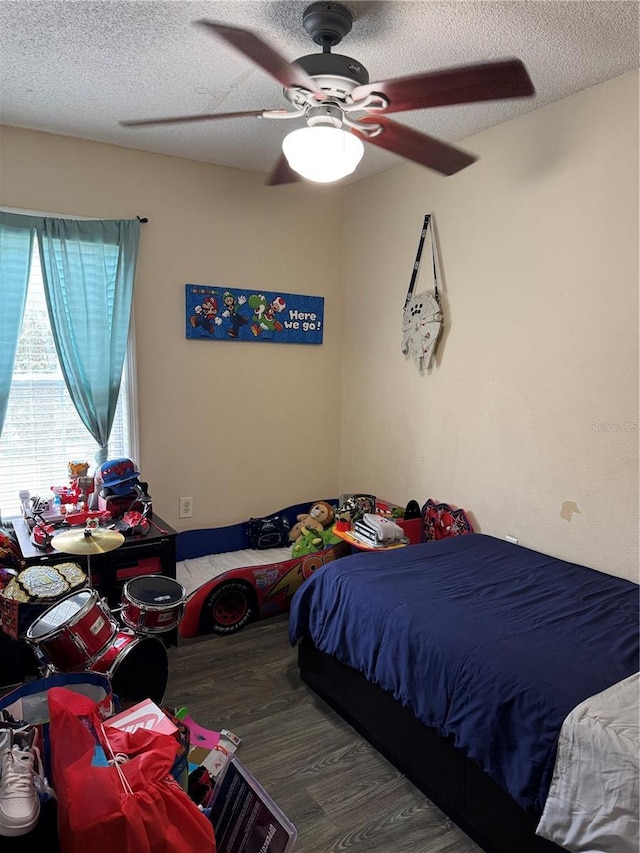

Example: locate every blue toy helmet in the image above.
[98,458,140,497]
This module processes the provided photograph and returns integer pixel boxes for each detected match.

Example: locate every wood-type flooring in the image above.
[164,615,482,853]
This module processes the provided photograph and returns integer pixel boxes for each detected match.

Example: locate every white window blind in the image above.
[0,246,135,521]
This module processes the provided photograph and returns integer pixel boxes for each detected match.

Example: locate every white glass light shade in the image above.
[282,126,364,183]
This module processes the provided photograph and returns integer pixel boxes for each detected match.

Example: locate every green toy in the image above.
[291,526,341,558]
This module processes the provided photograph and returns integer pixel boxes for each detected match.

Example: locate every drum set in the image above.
[23,525,186,706]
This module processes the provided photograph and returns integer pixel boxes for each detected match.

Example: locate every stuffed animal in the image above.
[291,527,324,558]
[289,500,336,545]
[292,525,342,558]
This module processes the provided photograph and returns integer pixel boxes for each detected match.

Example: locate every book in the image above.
[207,755,297,853]
[349,528,397,549]
[351,524,379,546]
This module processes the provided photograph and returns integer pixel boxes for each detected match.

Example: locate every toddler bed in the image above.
[289,533,639,853]
[175,500,349,638]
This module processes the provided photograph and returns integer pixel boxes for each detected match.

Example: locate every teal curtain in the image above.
[0,214,35,434]
[0,211,140,463]
[37,218,140,465]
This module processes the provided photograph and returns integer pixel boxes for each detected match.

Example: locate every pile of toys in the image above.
[21,458,153,548]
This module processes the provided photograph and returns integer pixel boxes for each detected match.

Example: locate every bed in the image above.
[288,533,639,853]
[175,500,349,638]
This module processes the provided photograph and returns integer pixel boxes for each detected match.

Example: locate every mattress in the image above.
[177,547,293,597]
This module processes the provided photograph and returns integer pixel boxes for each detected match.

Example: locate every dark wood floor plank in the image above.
[164,617,481,853]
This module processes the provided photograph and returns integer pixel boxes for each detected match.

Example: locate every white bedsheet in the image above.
[536,672,639,853]
[177,547,294,597]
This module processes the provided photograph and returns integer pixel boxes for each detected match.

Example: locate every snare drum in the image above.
[25,588,117,673]
[120,575,186,634]
[89,630,168,705]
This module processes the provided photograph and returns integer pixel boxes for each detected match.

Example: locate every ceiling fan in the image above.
[120,2,535,185]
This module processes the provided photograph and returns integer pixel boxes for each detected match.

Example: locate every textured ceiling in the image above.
[1,1,638,184]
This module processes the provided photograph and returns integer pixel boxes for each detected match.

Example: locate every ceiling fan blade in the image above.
[354,116,476,176]
[267,155,301,186]
[352,59,534,114]
[196,19,325,98]
[120,109,288,128]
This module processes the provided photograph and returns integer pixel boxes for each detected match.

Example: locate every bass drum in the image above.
[89,630,168,706]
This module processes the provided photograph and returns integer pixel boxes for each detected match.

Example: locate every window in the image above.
[0,246,137,520]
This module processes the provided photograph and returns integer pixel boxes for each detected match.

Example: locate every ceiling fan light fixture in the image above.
[282,126,364,183]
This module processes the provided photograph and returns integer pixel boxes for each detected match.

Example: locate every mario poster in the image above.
[185,285,324,345]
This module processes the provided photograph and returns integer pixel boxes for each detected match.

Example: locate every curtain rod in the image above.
[2,207,150,223]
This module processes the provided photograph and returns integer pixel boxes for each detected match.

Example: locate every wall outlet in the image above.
[179,496,193,519]
[505,535,519,545]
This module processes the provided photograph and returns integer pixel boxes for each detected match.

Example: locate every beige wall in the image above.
[0,128,345,529]
[341,70,639,581]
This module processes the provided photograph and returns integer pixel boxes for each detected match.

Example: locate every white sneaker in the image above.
[0,728,41,836]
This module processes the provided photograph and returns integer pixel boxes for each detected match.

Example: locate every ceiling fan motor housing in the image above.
[296,52,369,94]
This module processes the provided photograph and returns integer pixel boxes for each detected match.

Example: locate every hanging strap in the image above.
[404,214,440,309]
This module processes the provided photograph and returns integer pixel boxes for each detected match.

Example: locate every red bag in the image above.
[48,687,216,853]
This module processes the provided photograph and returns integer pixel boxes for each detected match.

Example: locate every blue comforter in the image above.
[288,534,639,815]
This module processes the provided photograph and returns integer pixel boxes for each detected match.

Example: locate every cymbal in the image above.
[51,527,125,555]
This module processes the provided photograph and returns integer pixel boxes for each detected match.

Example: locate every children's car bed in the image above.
[175,501,349,638]
[288,533,639,853]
